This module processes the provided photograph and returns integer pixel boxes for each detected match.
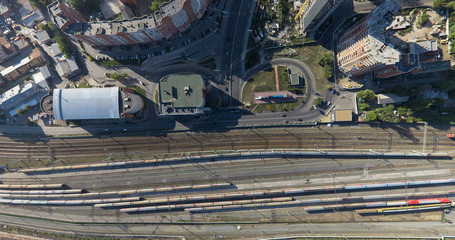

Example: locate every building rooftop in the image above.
[32,66,51,90]
[290,73,301,86]
[421,60,451,72]
[55,57,79,77]
[52,87,120,120]
[337,0,401,75]
[410,40,438,54]
[49,43,62,57]
[75,15,159,37]
[299,0,330,31]
[0,56,31,77]
[160,74,204,108]
[33,30,50,44]
[332,110,352,122]
[48,1,67,30]
[0,0,10,15]
[0,82,38,110]
[386,15,411,30]
[377,93,409,104]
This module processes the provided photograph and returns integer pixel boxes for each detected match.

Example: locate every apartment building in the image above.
[337,0,450,79]
[295,0,344,34]
[48,0,211,47]
[336,0,401,77]
[48,1,86,31]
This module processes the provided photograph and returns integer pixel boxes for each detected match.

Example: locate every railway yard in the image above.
[0,123,448,169]
[0,124,454,238]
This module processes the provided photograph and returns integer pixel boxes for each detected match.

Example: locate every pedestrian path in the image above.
[274,66,279,91]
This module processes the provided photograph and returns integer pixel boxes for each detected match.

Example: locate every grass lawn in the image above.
[76,79,91,88]
[129,86,146,97]
[242,68,276,105]
[254,98,303,113]
[266,45,331,92]
[277,66,290,91]
[100,60,121,67]
[242,66,305,112]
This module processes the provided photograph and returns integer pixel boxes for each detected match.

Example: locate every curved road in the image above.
[242,58,317,112]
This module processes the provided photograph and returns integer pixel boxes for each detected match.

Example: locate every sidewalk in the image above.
[274,66,279,91]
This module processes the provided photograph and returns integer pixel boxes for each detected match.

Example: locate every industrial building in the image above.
[295,0,344,35]
[159,74,206,115]
[48,0,211,47]
[41,87,144,120]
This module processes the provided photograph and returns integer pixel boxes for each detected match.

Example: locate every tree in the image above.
[55,34,71,58]
[364,111,377,122]
[16,109,25,116]
[397,106,412,116]
[418,13,430,27]
[150,1,161,12]
[448,1,455,11]
[23,105,31,111]
[67,0,102,15]
[375,105,399,123]
[318,53,333,66]
[323,64,333,79]
[314,97,324,107]
[434,0,449,9]
[110,73,128,81]
[357,89,375,102]
[359,102,370,111]
[23,76,31,81]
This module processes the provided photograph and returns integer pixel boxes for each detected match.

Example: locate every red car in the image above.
[448,134,455,139]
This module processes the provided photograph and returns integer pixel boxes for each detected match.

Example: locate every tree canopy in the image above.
[67,0,102,15]
[357,89,375,102]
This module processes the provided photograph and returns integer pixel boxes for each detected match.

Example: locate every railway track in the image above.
[0,126,448,163]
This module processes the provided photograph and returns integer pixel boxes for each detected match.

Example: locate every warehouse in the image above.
[41,87,143,120]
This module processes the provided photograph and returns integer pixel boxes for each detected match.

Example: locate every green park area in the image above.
[242,66,304,113]
[266,45,332,92]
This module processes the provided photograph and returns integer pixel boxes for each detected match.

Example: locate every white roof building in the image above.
[32,66,51,90]
[0,82,38,110]
[52,87,120,120]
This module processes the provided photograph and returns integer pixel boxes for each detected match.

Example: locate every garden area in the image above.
[265,45,332,92]
[242,66,305,113]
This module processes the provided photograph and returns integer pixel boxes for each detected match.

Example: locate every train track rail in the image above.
[0,126,446,163]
